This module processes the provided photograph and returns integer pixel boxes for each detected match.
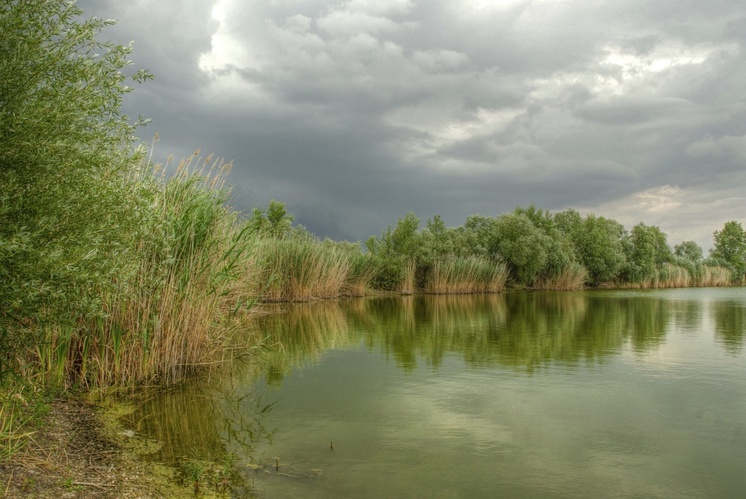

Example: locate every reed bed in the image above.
[344,252,379,297]
[256,238,351,302]
[398,259,418,294]
[424,256,509,294]
[655,263,692,288]
[33,153,262,387]
[697,266,733,287]
[616,264,734,289]
[534,263,588,291]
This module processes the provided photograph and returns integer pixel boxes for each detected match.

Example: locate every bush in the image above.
[0,0,150,380]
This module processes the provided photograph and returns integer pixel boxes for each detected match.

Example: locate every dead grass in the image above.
[0,397,181,498]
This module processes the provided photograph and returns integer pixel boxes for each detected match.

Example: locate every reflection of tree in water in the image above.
[253,302,356,385]
[356,293,673,372]
[124,373,276,465]
[713,301,745,354]
[623,296,669,352]
[492,292,589,371]
[669,299,702,331]
[252,291,682,375]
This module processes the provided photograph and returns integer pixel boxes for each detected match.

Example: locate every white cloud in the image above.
[316,9,401,37]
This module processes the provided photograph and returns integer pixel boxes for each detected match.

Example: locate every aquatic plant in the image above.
[256,237,351,301]
[30,153,262,387]
[424,256,509,294]
[534,263,588,291]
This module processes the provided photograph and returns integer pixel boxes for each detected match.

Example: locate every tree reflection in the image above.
[124,372,276,465]
[254,291,690,375]
[713,300,745,354]
[253,302,356,384]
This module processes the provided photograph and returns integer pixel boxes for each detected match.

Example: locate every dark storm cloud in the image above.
[76,0,746,249]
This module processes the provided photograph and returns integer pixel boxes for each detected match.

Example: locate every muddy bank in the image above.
[0,396,184,498]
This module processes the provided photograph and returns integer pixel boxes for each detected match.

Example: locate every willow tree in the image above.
[0,0,149,378]
[709,221,746,279]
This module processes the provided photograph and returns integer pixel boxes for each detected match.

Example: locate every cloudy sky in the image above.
[77,0,746,250]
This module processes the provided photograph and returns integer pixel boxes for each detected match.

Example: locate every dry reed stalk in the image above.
[398,259,417,294]
[256,238,353,302]
[534,264,587,291]
[424,256,508,294]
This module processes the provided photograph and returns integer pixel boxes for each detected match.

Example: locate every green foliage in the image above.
[369,254,406,291]
[366,213,423,291]
[248,200,295,238]
[515,205,577,283]
[554,209,584,239]
[491,212,549,285]
[624,223,672,282]
[0,0,150,380]
[709,221,746,279]
[462,215,494,256]
[424,215,456,257]
[0,1,149,172]
[674,241,704,262]
[359,205,738,290]
[390,212,422,258]
[572,215,627,285]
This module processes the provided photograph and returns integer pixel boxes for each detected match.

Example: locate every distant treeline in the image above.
[356,207,745,292]
[1,1,745,391]
[248,201,746,298]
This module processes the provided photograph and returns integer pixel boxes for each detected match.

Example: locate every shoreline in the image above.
[0,395,185,498]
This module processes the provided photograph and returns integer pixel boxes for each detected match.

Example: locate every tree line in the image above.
[359,206,745,291]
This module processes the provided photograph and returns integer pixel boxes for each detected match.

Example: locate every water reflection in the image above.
[257,302,358,385]
[124,372,276,464]
[713,300,745,354]
[125,289,746,498]
[254,291,723,375]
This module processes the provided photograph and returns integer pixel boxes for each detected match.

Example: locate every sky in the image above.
[76,0,746,250]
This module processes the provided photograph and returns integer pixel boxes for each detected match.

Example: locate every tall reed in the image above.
[615,264,733,289]
[398,259,417,294]
[35,153,262,387]
[256,237,351,302]
[534,263,588,291]
[697,265,732,287]
[344,251,379,297]
[424,256,509,294]
[656,263,692,288]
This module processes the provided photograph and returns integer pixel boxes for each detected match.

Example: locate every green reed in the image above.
[31,153,263,387]
[256,237,352,302]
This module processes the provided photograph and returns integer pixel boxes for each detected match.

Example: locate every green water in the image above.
[129,288,746,498]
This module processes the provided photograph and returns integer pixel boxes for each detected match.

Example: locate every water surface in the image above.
[130,288,746,498]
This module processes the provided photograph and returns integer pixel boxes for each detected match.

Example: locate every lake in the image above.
[129,288,746,498]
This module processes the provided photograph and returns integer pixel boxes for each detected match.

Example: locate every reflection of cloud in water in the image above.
[390,377,516,452]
